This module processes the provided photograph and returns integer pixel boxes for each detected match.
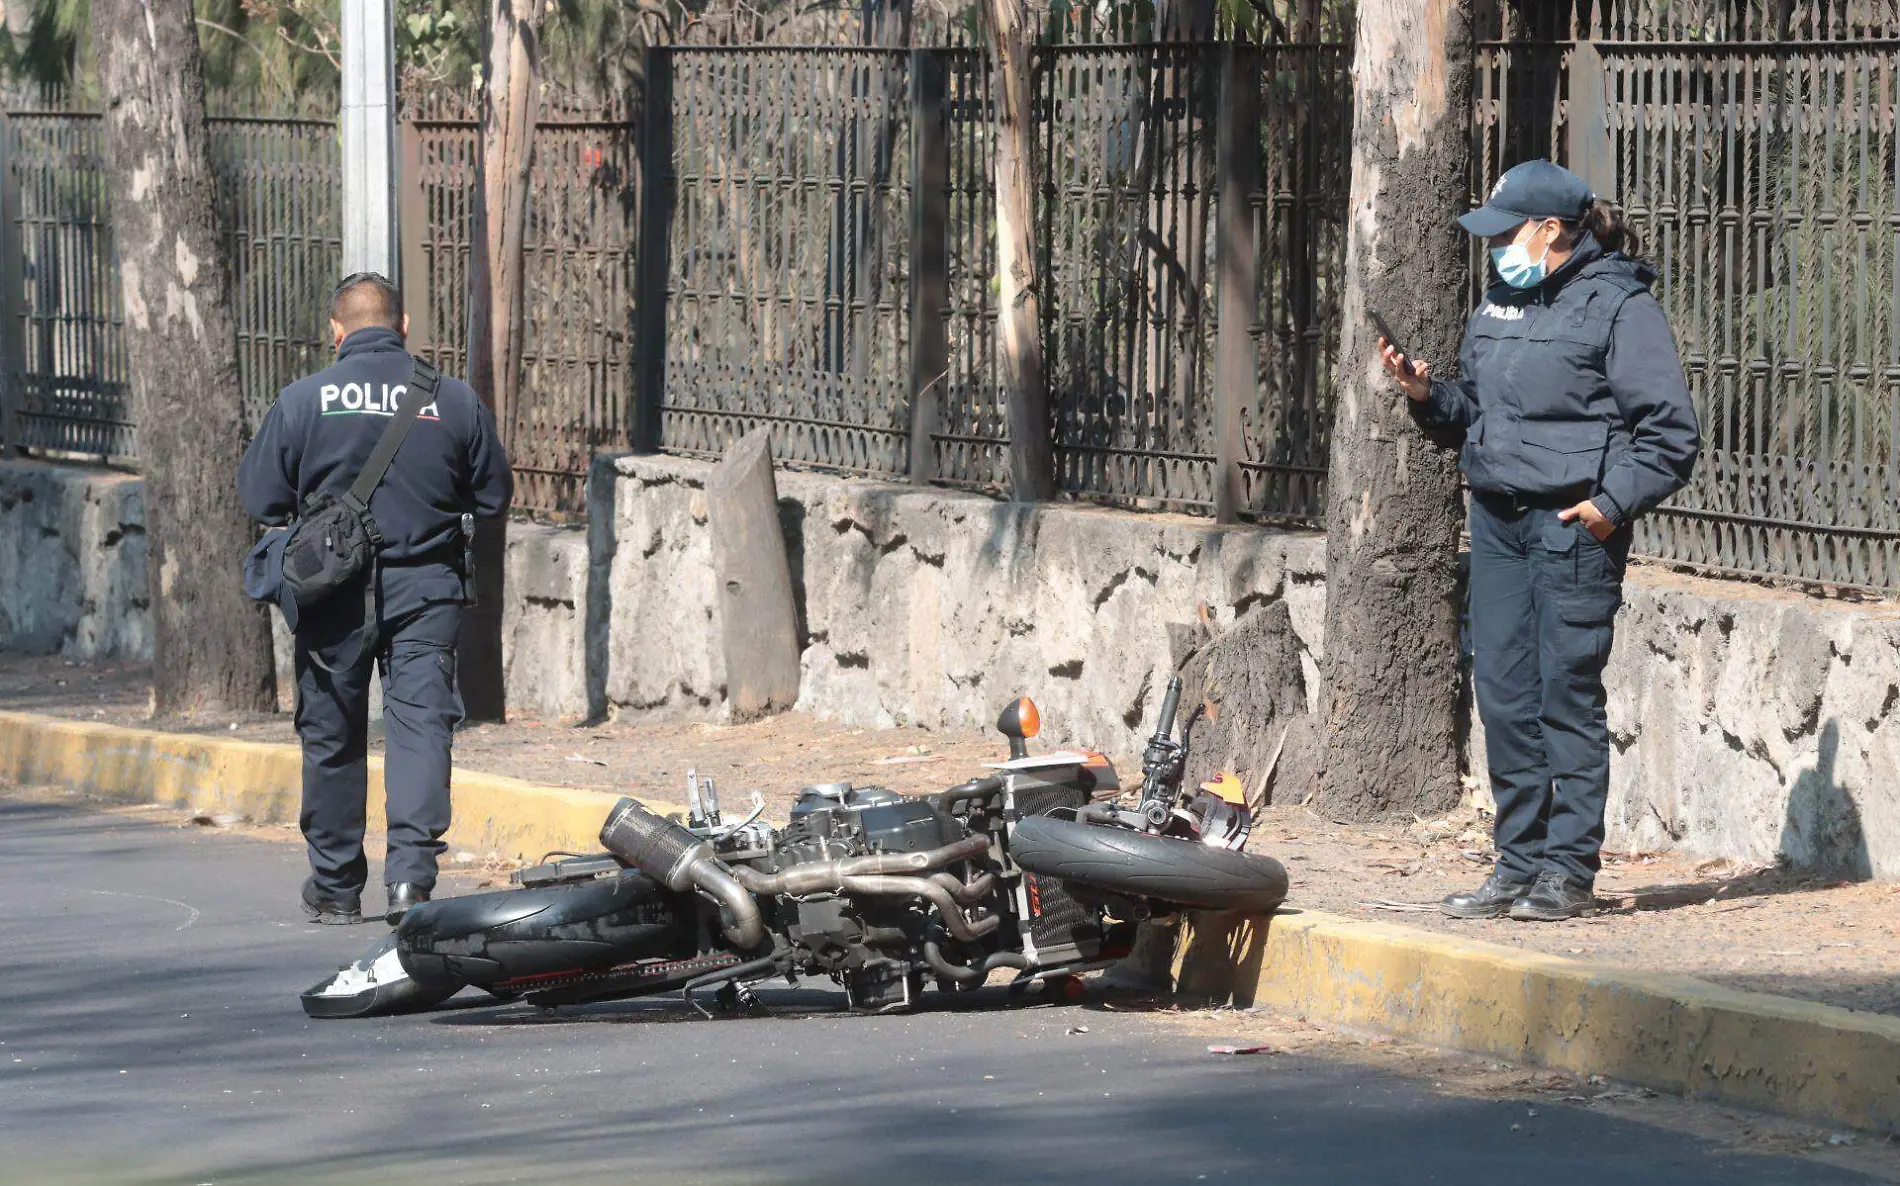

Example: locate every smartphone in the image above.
[1367,308,1407,359]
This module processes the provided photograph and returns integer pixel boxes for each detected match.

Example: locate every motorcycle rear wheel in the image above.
[396,870,688,991]
[1009,815,1288,914]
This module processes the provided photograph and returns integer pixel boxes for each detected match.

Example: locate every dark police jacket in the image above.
[239,326,513,619]
[1410,233,1700,528]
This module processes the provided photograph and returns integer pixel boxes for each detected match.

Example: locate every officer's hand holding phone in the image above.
[1369,310,1430,402]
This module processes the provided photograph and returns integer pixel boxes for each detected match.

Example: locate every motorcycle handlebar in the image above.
[1153,676,1183,741]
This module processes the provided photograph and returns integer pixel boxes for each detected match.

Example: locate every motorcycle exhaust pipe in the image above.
[841,875,1001,941]
[922,940,1030,984]
[930,870,996,906]
[728,834,990,898]
[600,797,767,951]
[731,863,1001,942]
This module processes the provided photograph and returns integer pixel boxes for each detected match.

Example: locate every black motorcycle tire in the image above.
[1009,815,1289,914]
[396,870,688,991]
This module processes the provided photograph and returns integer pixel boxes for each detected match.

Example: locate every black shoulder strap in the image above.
[344,356,440,509]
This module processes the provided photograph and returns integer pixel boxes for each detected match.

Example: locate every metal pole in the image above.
[907,48,948,485]
[632,46,674,454]
[1565,40,1614,200]
[340,0,397,278]
[0,110,21,454]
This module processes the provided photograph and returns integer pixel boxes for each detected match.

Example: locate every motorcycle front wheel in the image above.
[1009,815,1288,914]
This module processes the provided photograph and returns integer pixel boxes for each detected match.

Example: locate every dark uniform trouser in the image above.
[295,592,465,897]
[1468,493,1628,888]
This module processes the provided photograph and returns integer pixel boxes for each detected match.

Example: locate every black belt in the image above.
[1472,488,1580,514]
[381,543,463,570]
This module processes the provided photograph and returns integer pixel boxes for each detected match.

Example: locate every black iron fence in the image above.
[649,47,916,476]
[3,4,1898,590]
[0,110,339,459]
[639,40,1351,526]
[399,95,641,518]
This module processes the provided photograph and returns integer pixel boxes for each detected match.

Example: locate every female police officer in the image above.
[1380,160,1699,921]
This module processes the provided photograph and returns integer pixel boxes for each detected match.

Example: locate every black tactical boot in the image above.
[1440,870,1533,919]
[384,882,431,926]
[301,877,365,925]
[1509,870,1596,921]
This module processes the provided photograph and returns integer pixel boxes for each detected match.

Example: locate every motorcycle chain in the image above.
[502,952,746,1005]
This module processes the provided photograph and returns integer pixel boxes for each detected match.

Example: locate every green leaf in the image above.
[1216,0,1258,36]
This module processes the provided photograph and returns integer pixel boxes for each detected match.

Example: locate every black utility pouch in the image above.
[281,491,382,611]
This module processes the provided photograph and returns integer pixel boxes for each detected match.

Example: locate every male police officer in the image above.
[240,273,512,925]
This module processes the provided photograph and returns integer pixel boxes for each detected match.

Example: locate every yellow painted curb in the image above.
[1175,908,1900,1136]
[0,709,671,861]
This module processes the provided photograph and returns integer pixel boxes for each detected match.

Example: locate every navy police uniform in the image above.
[239,325,512,906]
[1411,163,1699,903]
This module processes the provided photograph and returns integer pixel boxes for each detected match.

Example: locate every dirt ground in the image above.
[1245,800,1900,1015]
[5,652,1897,1016]
[0,653,1005,813]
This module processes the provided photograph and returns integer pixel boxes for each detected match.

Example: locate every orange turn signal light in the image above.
[995,696,1042,743]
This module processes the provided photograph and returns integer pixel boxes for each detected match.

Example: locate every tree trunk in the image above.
[985,0,1053,502]
[94,0,276,718]
[462,0,545,721]
[1311,0,1473,821]
[469,0,543,440]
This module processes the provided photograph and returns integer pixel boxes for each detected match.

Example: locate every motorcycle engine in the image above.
[763,783,967,1010]
[778,782,960,860]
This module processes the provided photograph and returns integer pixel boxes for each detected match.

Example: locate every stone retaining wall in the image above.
[0,459,150,660]
[5,454,1895,876]
[580,454,1899,877]
[1602,576,1900,878]
[582,454,1330,747]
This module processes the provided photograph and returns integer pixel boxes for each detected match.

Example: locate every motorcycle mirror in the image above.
[996,696,1041,760]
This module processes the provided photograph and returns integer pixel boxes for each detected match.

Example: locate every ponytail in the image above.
[1580,197,1642,259]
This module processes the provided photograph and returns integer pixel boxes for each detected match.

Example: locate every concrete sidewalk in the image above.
[3,706,1896,1139]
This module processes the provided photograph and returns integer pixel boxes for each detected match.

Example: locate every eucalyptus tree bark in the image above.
[94,0,276,717]
[461,0,545,720]
[468,0,544,437]
[1312,0,1474,820]
[985,0,1054,501]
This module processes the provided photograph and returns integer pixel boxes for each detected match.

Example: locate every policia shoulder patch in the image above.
[280,357,442,667]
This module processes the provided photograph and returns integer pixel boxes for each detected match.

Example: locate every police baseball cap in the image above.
[1458,159,1595,237]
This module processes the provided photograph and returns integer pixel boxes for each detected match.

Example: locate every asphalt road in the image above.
[0,796,1884,1186]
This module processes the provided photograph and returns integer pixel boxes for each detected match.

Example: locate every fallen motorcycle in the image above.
[302,678,1288,1019]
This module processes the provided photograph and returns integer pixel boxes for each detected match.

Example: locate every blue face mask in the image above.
[1490,234,1552,289]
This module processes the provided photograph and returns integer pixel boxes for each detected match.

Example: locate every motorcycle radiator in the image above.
[1008,780,1101,966]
